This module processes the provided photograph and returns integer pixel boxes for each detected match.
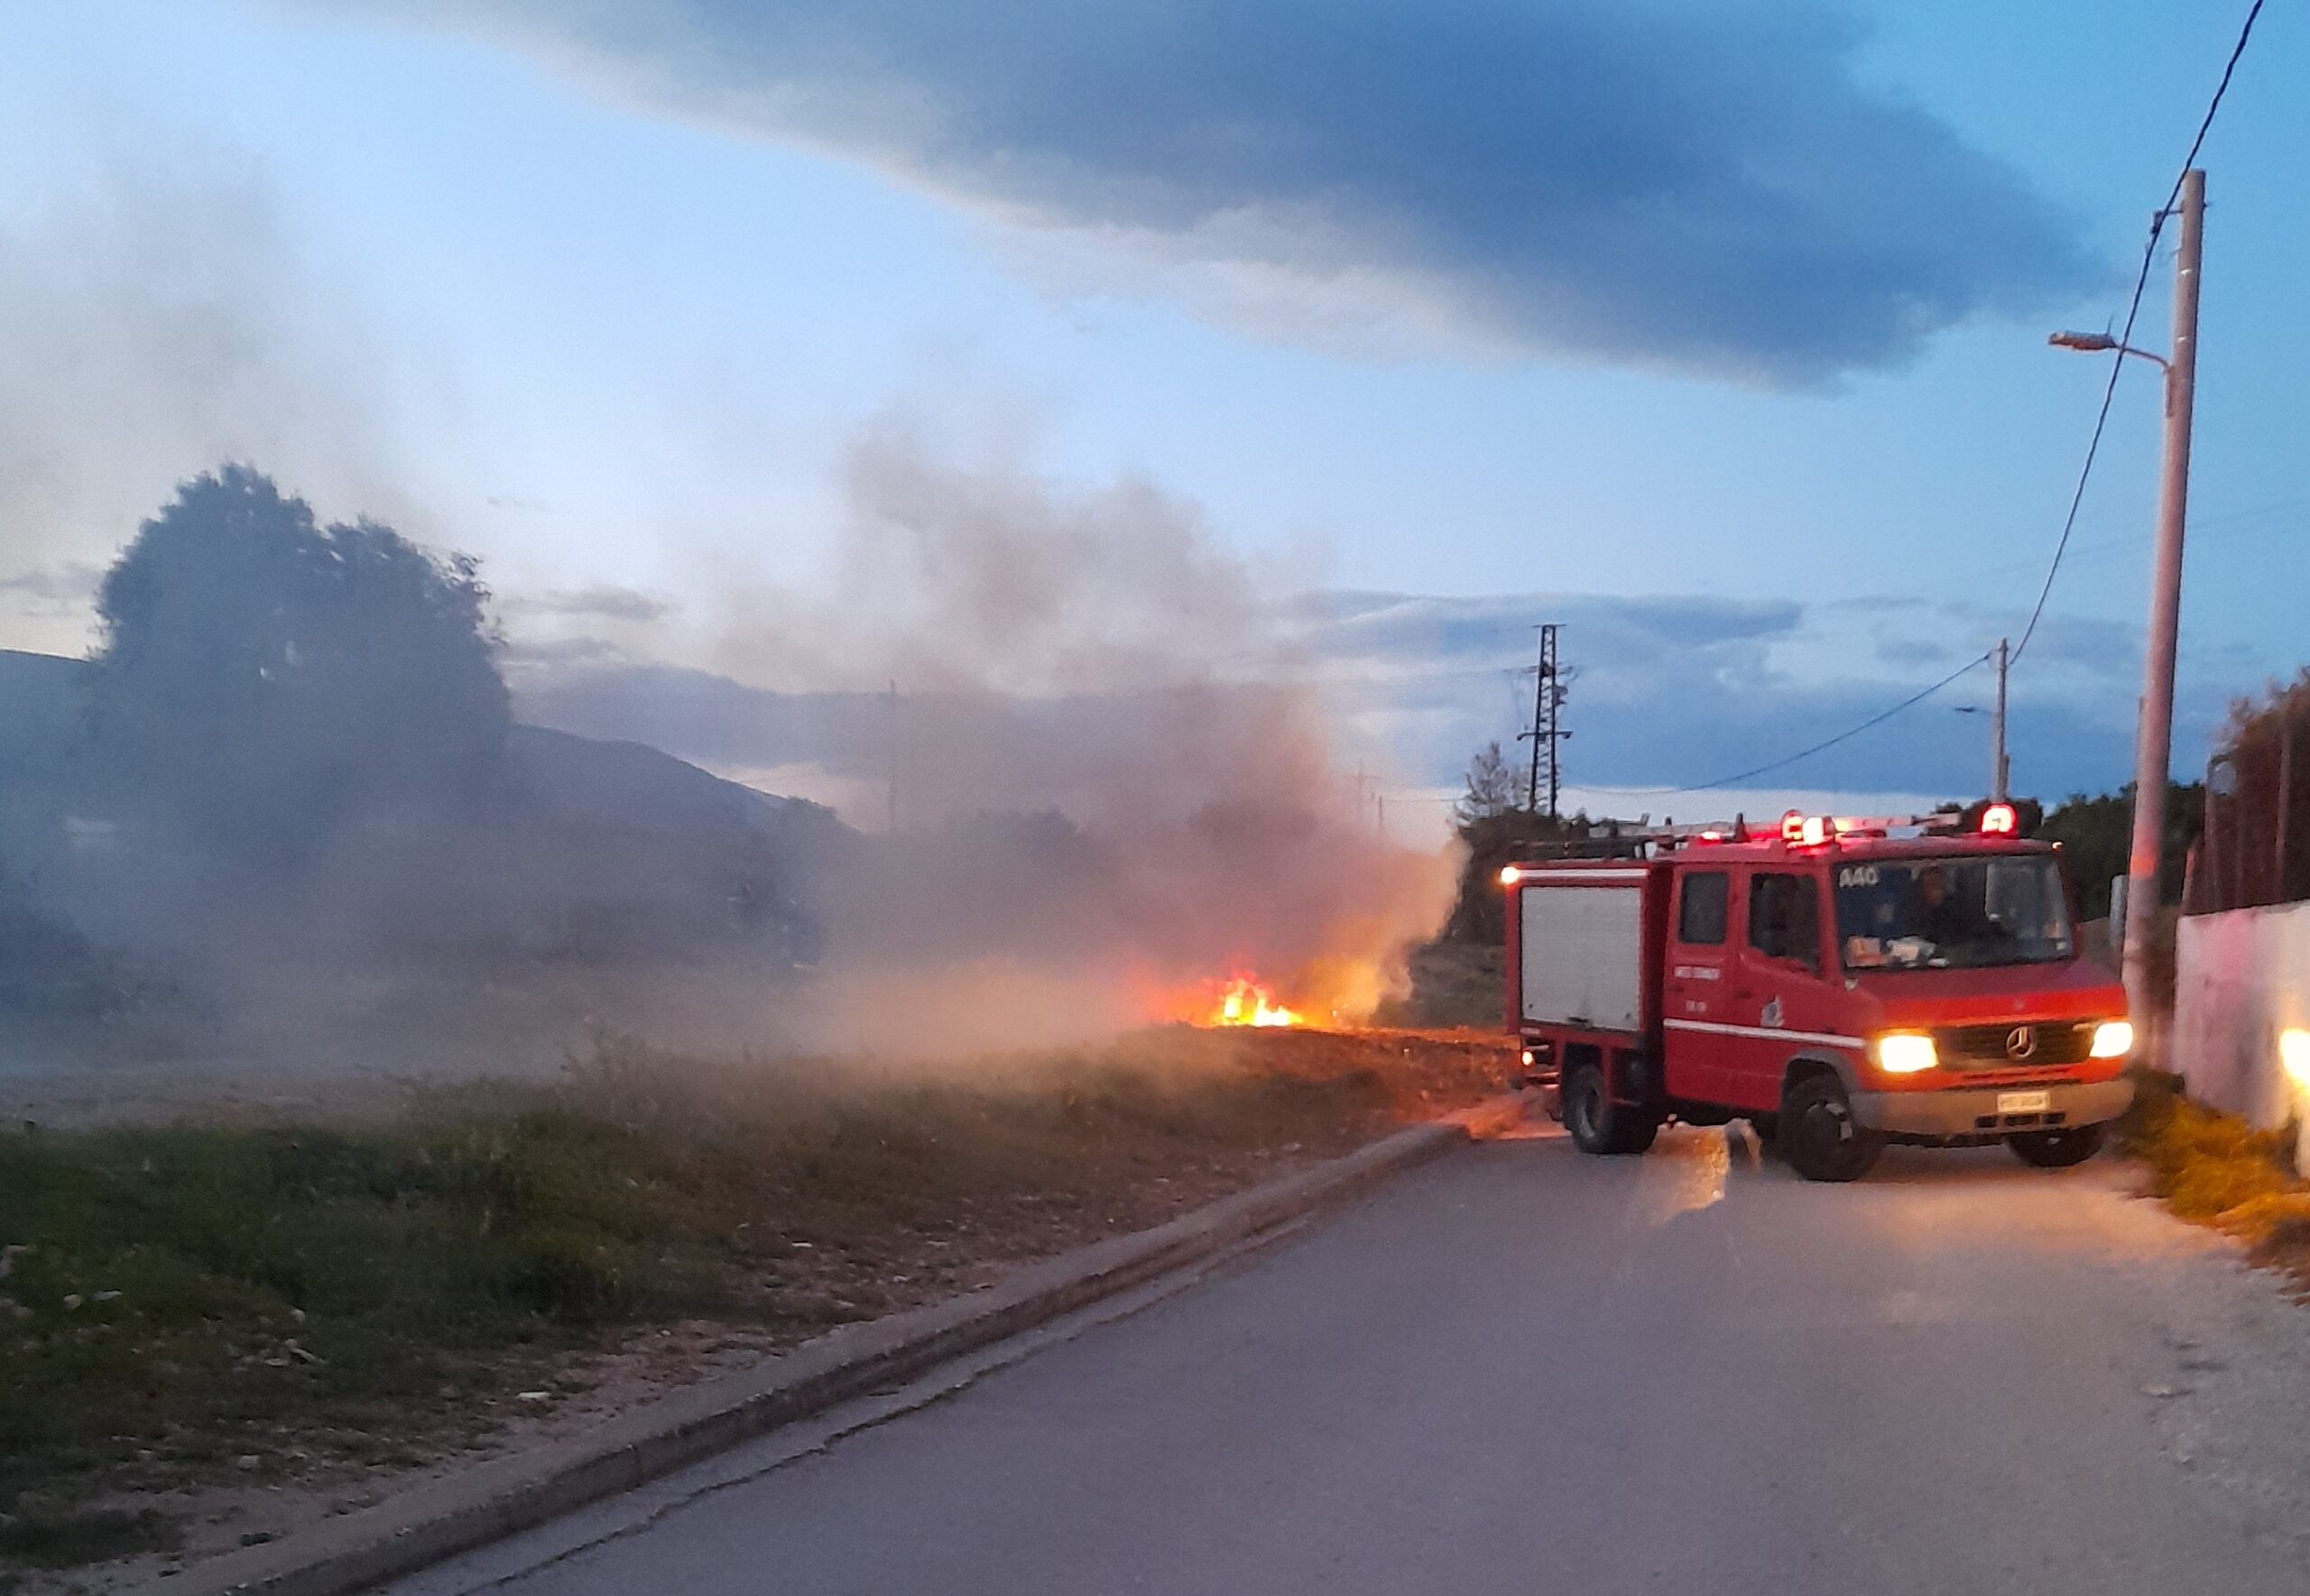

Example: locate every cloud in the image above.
[518,581,2241,815]
[0,561,104,606]
[309,0,2093,383]
[1309,589,2255,802]
[502,585,679,624]
[0,561,106,647]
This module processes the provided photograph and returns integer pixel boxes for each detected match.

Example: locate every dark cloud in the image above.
[317,0,2093,383]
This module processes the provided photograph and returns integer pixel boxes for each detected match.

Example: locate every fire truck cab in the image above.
[1502,807,2134,1182]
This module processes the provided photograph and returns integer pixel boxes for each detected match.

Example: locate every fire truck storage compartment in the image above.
[1519,879,1644,1031]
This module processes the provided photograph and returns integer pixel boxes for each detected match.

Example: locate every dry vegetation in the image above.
[0,1026,1509,1587]
[2122,1071,2310,1286]
[1375,940,1504,1029]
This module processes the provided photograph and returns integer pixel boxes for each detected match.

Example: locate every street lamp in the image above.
[2046,168,2205,1052]
[2047,329,2171,374]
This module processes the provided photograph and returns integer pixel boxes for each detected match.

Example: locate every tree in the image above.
[1444,737,1598,942]
[88,466,510,860]
[1445,806,1598,942]
[1454,740,1520,827]
[2038,782,2202,920]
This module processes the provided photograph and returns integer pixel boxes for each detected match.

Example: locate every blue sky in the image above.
[1,0,2302,829]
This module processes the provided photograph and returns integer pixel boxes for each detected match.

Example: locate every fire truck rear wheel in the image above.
[2009,1123,2106,1167]
[1563,1064,1658,1156]
[1778,1075,1884,1182]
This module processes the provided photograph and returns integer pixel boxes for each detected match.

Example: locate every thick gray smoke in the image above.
[0,430,1455,1093]
[708,421,1282,699]
[0,162,1453,1085]
[524,419,1460,1054]
[0,152,416,659]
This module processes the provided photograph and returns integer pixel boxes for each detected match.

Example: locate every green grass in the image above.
[0,1030,1498,1557]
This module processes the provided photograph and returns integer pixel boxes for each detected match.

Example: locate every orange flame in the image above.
[1210,976,1304,1029]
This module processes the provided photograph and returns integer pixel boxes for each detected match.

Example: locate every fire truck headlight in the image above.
[2090,1020,2135,1060]
[1872,1032,1937,1075]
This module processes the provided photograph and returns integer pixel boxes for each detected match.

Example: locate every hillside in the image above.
[0,650,854,1074]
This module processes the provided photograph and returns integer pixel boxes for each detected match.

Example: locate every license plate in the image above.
[1998,1090,2053,1113]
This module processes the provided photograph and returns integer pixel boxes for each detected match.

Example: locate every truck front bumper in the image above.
[1851,1077,2134,1139]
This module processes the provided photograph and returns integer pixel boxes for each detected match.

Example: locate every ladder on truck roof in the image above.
[1502,806,1973,865]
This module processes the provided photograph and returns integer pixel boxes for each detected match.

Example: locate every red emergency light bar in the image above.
[1773,805,2011,845]
[1496,803,2011,879]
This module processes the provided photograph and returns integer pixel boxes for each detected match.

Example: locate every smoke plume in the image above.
[545,416,1459,1053]
[0,148,410,656]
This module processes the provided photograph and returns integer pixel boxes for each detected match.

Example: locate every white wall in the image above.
[2174,900,2310,1129]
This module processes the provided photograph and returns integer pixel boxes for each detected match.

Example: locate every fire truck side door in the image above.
[1662,867,1732,1102]
[1726,869,1832,1111]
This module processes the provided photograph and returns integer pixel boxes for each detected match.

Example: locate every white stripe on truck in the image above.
[1664,1018,1864,1050]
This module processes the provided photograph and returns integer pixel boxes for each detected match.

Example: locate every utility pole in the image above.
[2277,712,2296,903]
[2120,168,2204,1037]
[886,680,901,835]
[1991,637,2010,803]
[1518,624,1569,820]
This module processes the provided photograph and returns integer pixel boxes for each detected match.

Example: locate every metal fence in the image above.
[2185,678,2308,915]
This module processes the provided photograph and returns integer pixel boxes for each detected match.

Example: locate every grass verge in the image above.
[0,1027,1506,1582]
[2120,1069,2310,1278]
[1376,939,1504,1029]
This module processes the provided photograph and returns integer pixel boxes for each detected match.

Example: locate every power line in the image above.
[2010,0,2266,666]
[1604,650,1994,798]
[1414,8,2263,810]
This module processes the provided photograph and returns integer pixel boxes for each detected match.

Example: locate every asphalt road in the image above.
[395,1125,2310,1595]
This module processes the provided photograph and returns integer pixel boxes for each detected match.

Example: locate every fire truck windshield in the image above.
[1832,855,2074,972]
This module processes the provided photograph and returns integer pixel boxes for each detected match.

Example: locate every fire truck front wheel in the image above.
[1563,1064,1659,1157]
[1778,1073,1885,1182]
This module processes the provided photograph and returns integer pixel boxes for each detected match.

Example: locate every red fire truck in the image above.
[1502,805,2134,1182]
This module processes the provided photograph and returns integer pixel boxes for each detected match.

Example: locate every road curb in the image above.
[154,1097,1520,1596]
